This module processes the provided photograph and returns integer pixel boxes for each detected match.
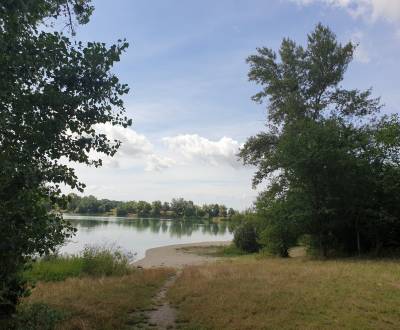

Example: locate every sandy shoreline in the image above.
[133,240,231,268]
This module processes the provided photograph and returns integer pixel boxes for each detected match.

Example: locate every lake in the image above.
[60,215,234,261]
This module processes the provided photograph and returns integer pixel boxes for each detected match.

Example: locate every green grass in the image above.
[169,256,400,329]
[25,245,134,282]
[178,244,247,258]
[26,256,85,282]
[213,244,248,257]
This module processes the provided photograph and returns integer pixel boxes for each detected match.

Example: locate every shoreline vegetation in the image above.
[14,243,400,329]
[63,194,238,221]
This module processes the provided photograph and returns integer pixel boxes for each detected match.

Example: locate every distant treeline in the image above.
[65,194,237,219]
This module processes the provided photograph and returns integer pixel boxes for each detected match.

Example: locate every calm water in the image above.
[60,215,234,260]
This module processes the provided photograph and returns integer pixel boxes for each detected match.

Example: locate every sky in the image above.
[70,0,400,209]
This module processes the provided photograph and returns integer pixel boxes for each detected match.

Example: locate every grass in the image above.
[168,256,400,329]
[22,268,173,329]
[14,245,173,329]
[25,245,134,282]
[178,244,247,258]
[25,256,85,282]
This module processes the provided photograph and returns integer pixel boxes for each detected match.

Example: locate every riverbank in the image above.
[133,240,231,268]
[19,246,400,329]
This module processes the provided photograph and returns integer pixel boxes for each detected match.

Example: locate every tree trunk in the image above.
[355,217,361,256]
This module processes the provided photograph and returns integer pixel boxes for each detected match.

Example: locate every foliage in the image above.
[0,0,131,317]
[240,24,400,257]
[81,245,132,277]
[256,191,305,257]
[14,303,65,330]
[66,193,236,219]
[233,222,260,253]
[25,245,133,283]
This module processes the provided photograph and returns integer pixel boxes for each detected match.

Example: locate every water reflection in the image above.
[61,215,234,259]
[67,216,232,237]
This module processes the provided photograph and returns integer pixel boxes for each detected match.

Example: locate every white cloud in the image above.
[90,124,163,170]
[162,134,241,168]
[94,124,153,157]
[145,155,176,172]
[291,0,400,24]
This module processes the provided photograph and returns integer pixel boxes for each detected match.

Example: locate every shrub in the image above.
[81,245,132,277]
[14,303,65,330]
[233,222,260,253]
[25,245,134,282]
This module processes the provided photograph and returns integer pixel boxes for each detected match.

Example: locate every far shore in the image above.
[133,241,231,268]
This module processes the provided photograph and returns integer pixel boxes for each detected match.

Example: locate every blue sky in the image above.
[72,0,400,209]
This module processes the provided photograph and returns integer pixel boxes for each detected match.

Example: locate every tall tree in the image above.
[0,0,130,317]
[240,24,400,257]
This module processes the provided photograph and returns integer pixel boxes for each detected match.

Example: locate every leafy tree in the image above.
[116,203,129,217]
[0,0,130,318]
[170,198,186,218]
[233,221,260,253]
[77,195,101,214]
[151,201,162,217]
[208,204,220,218]
[195,205,206,218]
[227,208,236,218]
[183,200,196,218]
[136,201,152,217]
[240,24,400,257]
[161,201,170,212]
[218,205,228,218]
[66,193,81,212]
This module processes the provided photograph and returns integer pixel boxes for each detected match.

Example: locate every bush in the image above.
[81,245,132,277]
[14,303,65,330]
[233,222,260,253]
[259,224,294,258]
[25,245,134,283]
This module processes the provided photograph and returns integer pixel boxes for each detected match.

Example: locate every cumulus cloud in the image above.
[94,123,153,157]
[145,154,176,172]
[91,124,170,171]
[82,126,244,172]
[291,0,400,24]
[162,134,241,168]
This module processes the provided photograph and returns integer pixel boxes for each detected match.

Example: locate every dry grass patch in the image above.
[23,268,174,330]
[169,257,400,329]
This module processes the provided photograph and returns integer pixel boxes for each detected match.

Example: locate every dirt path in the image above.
[125,271,180,329]
[146,270,181,329]
[128,241,230,329]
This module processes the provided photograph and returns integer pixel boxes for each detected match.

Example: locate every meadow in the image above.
[10,246,400,329]
[10,247,173,330]
[168,255,400,329]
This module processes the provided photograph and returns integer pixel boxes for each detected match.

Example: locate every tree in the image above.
[0,0,130,318]
[183,200,196,218]
[137,201,152,217]
[151,201,162,217]
[240,24,400,257]
[218,205,228,218]
[227,208,236,218]
[170,198,186,218]
[162,201,170,212]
